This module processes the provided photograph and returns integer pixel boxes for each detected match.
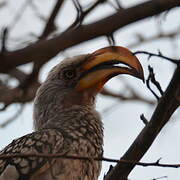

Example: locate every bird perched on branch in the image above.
[0,46,144,180]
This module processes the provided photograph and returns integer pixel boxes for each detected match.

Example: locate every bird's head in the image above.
[34,46,144,128]
[38,46,144,108]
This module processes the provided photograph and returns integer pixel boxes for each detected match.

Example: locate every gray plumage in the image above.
[0,55,103,180]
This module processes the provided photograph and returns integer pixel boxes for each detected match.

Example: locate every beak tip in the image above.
[136,68,145,83]
[142,76,145,83]
[140,72,145,83]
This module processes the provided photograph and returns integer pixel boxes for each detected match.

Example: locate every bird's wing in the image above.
[0,129,68,179]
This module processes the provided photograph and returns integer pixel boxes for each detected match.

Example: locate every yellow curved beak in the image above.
[75,46,144,92]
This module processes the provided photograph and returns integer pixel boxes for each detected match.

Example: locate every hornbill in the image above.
[0,46,144,180]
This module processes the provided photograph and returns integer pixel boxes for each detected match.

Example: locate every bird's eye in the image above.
[63,69,76,79]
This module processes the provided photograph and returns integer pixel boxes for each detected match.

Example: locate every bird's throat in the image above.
[62,91,96,108]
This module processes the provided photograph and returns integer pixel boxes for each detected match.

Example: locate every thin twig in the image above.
[72,0,83,27]
[29,1,46,22]
[69,0,106,29]
[9,0,32,29]
[39,0,64,39]
[107,33,116,46]
[107,1,119,10]
[150,176,168,180]
[148,65,163,95]
[128,27,180,49]
[101,88,155,105]
[140,114,148,125]
[18,61,43,92]
[1,27,8,53]
[146,66,162,100]
[114,0,123,9]
[0,104,9,111]
[134,50,180,65]
[0,105,24,128]
[1,153,180,168]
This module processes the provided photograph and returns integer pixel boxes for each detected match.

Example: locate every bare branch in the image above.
[1,27,8,53]
[8,68,27,83]
[114,0,123,9]
[29,1,46,22]
[146,65,163,100]
[150,176,168,180]
[128,27,180,49]
[107,1,119,11]
[9,0,33,29]
[70,0,105,29]
[0,105,24,128]
[1,0,179,73]
[1,153,180,169]
[134,50,180,65]
[0,81,40,106]
[106,33,116,46]
[18,61,42,91]
[140,114,148,125]
[39,0,64,39]
[105,66,180,180]
[101,88,155,105]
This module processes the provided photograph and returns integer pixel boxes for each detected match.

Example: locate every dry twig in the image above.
[140,114,148,125]
[1,153,180,169]
[146,65,163,100]
[128,27,180,49]
[0,105,24,128]
[134,50,180,65]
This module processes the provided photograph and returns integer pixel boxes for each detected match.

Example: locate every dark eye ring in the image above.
[63,69,76,79]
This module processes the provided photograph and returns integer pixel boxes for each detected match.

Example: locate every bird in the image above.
[0,46,144,180]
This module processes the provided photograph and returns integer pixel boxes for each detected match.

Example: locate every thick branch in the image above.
[0,0,179,73]
[0,82,40,105]
[105,67,180,180]
[8,68,27,83]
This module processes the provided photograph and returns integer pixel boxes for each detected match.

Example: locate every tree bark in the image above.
[105,66,180,180]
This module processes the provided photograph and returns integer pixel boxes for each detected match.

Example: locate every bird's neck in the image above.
[34,104,100,129]
[33,103,103,147]
[33,82,103,145]
[33,82,98,130]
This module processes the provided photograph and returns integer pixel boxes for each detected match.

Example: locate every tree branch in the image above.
[0,105,24,128]
[69,0,106,29]
[134,50,180,65]
[0,81,40,105]
[0,0,179,73]
[1,27,8,53]
[128,27,180,49]
[146,65,163,100]
[101,88,155,105]
[39,0,64,39]
[104,66,180,180]
[1,153,180,169]
[8,68,27,83]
